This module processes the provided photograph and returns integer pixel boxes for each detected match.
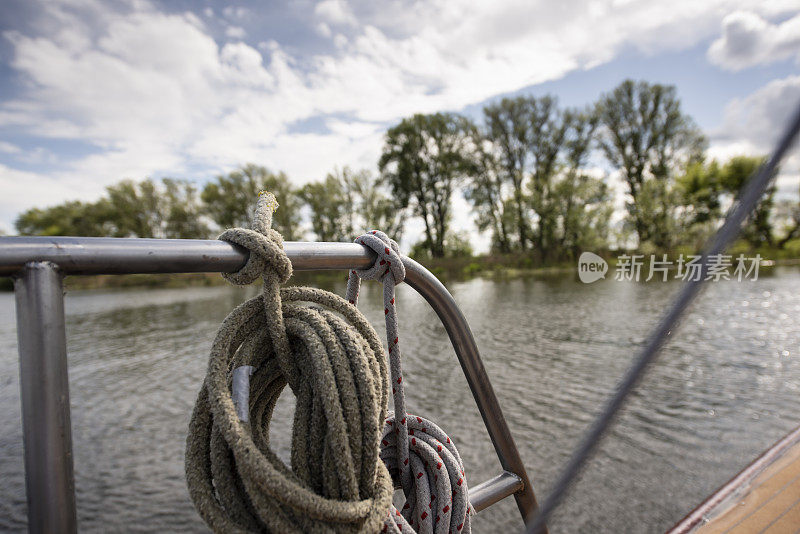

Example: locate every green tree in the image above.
[379,113,475,258]
[718,156,775,248]
[299,174,349,242]
[776,194,800,249]
[336,167,360,237]
[15,200,106,236]
[201,164,301,239]
[477,98,607,259]
[97,178,212,238]
[409,230,473,260]
[301,167,406,242]
[15,178,211,238]
[634,179,684,252]
[676,160,723,248]
[676,156,776,249]
[464,136,514,253]
[526,96,572,260]
[677,160,722,225]
[596,79,706,249]
[443,230,474,258]
[481,96,596,259]
[17,177,211,239]
[553,109,611,258]
[343,167,405,238]
[553,176,612,256]
[162,178,210,239]
[482,97,533,251]
[99,179,163,237]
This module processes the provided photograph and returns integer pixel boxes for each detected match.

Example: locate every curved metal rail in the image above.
[0,236,542,532]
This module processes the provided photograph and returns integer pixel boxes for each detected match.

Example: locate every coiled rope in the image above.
[346,231,472,534]
[185,193,392,532]
[185,193,471,533]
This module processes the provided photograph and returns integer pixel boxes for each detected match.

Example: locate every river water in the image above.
[1,268,799,533]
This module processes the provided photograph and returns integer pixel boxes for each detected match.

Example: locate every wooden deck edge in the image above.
[667,424,800,534]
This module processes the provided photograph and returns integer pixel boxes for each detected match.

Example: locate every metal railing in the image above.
[0,236,544,533]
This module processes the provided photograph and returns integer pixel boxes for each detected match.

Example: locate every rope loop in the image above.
[380,414,470,533]
[187,196,470,534]
[347,231,472,534]
[219,226,292,286]
[186,194,395,533]
[352,230,405,287]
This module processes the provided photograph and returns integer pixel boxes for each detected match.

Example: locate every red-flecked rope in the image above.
[346,230,472,534]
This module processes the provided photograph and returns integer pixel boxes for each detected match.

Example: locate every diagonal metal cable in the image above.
[525,100,800,534]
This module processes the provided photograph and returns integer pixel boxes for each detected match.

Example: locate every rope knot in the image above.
[354,230,405,286]
[219,192,293,286]
[346,231,472,533]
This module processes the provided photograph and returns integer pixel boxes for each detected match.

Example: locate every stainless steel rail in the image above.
[14,262,77,533]
[0,236,544,532]
[0,236,374,275]
[469,470,524,512]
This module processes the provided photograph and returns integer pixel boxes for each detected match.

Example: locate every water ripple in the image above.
[0,269,799,532]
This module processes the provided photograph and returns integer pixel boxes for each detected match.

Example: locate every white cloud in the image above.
[2,0,800,235]
[225,25,246,39]
[709,75,800,197]
[316,22,332,38]
[708,11,800,70]
[222,6,248,19]
[716,75,800,150]
[0,164,94,234]
[705,139,762,163]
[314,0,357,27]
[333,34,348,49]
[0,141,21,154]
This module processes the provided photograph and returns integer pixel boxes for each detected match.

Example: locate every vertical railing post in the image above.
[14,262,77,533]
[403,259,545,529]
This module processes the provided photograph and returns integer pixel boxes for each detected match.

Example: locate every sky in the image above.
[0,0,799,248]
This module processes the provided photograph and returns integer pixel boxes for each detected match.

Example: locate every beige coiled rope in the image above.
[185,192,471,533]
[185,192,393,532]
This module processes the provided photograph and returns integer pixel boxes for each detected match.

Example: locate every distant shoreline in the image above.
[3,253,798,292]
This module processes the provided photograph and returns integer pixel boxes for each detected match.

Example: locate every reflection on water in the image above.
[1,268,800,532]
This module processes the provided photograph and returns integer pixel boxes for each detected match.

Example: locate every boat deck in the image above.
[684,426,800,534]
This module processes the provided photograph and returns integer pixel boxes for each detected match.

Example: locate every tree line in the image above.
[15,79,800,260]
[14,163,402,244]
